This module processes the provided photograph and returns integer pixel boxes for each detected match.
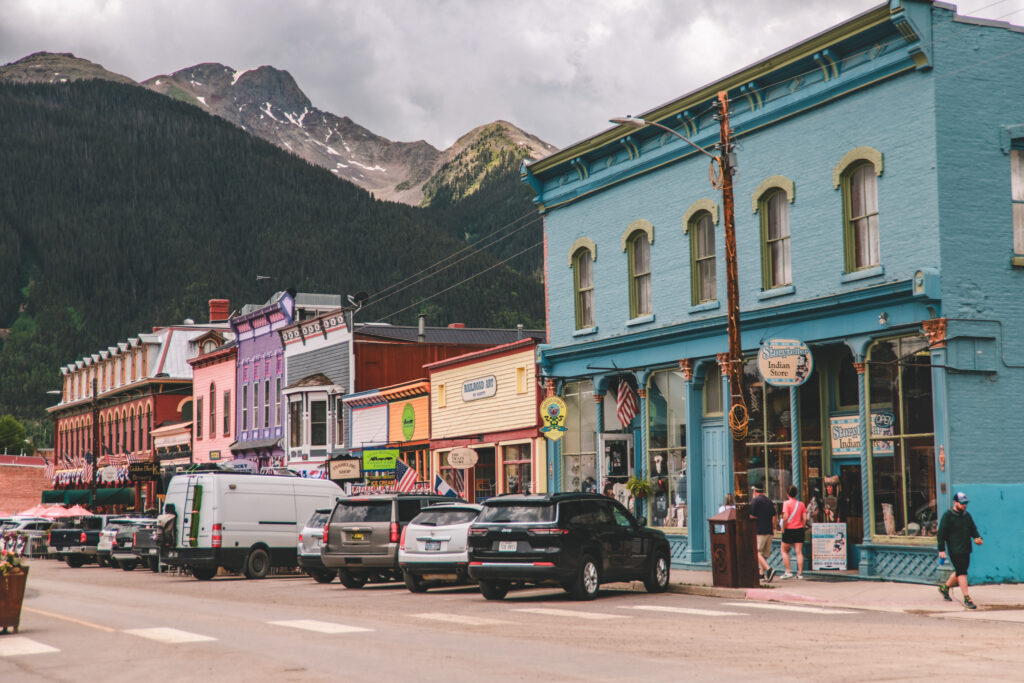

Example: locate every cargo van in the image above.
[161,472,341,580]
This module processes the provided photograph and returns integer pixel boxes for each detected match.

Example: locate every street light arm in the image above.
[610,116,718,161]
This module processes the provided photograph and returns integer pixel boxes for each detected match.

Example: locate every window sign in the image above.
[829,413,895,456]
[362,448,399,485]
[757,339,813,387]
[462,376,497,401]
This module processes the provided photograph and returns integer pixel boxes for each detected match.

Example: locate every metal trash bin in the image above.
[709,506,759,588]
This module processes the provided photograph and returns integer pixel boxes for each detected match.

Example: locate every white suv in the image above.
[398,503,481,592]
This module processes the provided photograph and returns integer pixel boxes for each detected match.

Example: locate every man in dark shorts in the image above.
[749,484,776,583]
[937,491,983,609]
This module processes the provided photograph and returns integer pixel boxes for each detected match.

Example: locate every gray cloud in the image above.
[1,0,1019,149]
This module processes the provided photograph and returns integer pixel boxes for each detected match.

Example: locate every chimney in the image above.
[517,323,524,339]
[447,323,465,329]
[209,299,230,323]
[418,314,426,343]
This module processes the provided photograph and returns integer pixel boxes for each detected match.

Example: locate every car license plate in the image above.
[499,541,517,552]
[425,540,441,551]
[352,532,364,540]
[149,549,157,555]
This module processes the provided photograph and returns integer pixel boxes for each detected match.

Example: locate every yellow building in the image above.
[426,339,545,502]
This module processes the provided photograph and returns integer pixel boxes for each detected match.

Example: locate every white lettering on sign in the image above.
[462,376,497,401]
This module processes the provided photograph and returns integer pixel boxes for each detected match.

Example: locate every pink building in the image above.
[188,333,238,465]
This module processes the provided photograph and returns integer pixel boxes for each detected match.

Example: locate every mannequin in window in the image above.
[823,476,841,523]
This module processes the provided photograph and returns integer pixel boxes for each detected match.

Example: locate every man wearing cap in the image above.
[749,484,776,583]
[937,492,983,609]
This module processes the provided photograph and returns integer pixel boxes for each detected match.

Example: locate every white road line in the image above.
[124,627,217,643]
[622,605,745,617]
[268,620,373,634]
[721,602,856,615]
[0,636,60,657]
[411,612,511,626]
[513,608,627,620]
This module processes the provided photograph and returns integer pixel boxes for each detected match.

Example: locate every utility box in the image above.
[709,505,759,588]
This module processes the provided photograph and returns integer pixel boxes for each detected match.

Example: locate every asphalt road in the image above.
[3,559,1023,682]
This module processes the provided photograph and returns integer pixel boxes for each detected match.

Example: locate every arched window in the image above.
[759,188,792,289]
[572,247,595,329]
[834,147,883,272]
[626,230,652,317]
[689,212,717,304]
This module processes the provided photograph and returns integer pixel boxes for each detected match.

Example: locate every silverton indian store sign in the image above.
[757,339,813,387]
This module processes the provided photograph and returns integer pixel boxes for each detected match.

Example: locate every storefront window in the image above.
[742,359,792,504]
[800,372,823,503]
[647,369,687,528]
[440,451,467,499]
[868,335,936,537]
[562,381,597,493]
[502,443,532,494]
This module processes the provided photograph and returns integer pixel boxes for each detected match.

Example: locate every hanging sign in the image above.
[128,461,161,482]
[539,396,569,442]
[328,458,361,481]
[462,376,497,401]
[758,339,813,386]
[447,447,478,469]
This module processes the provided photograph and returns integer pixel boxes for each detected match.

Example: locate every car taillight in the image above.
[212,523,222,548]
[111,536,117,548]
[47,531,52,544]
[298,533,303,542]
[528,528,568,535]
[322,522,329,547]
[80,531,87,543]
[390,522,399,543]
[399,525,408,550]
[133,532,138,545]
[468,527,487,536]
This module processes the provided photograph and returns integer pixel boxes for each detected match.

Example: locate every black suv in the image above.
[467,493,671,600]
[321,493,460,588]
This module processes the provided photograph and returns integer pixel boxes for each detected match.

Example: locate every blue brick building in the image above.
[524,0,1024,583]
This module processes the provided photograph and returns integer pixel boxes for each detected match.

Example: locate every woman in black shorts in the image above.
[780,485,807,579]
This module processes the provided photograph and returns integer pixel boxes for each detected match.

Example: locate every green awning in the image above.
[64,489,92,504]
[95,488,135,505]
[42,489,66,503]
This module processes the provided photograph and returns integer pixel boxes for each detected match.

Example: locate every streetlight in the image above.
[611,91,749,503]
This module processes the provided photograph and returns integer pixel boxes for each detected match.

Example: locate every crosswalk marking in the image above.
[269,620,373,634]
[512,608,627,620]
[412,613,511,626]
[0,636,60,657]
[124,627,217,643]
[721,602,856,615]
[622,605,745,617]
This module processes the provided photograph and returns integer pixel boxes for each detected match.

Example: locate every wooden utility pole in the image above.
[715,90,749,504]
[91,378,100,509]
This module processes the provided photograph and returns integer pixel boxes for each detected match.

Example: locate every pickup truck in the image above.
[48,516,109,567]
[112,520,156,571]
[131,521,161,572]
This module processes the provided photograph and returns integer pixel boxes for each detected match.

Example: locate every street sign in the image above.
[128,461,161,482]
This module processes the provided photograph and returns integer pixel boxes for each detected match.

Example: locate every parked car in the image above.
[297,509,336,583]
[467,493,671,601]
[98,518,150,568]
[0,518,53,557]
[132,521,162,572]
[398,503,481,592]
[48,515,110,567]
[321,493,461,588]
[111,520,156,571]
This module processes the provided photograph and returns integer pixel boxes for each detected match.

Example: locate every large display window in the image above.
[742,359,793,504]
[646,369,687,528]
[867,335,936,538]
[562,381,597,493]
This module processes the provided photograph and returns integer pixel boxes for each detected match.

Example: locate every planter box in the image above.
[0,567,29,634]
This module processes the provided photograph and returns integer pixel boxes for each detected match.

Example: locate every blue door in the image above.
[701,422,729,548]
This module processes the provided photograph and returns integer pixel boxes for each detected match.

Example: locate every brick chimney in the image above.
[209,299,230,323]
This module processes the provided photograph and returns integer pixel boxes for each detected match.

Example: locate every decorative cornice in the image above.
[678,359,694,381]
[853,362,866,374]
[922,317,948,349]
[716,352,731,370]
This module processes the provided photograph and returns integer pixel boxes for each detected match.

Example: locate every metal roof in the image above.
[354,324,544,346]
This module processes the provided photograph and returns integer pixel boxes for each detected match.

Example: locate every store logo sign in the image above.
[758,339,813,387]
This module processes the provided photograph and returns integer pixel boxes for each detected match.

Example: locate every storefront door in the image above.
[599,433,632,506]
[840,464,864,548]
[472,447,496,502]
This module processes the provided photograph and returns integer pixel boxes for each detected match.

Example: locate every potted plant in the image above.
[625,475,653,499]
[0,549,29,634]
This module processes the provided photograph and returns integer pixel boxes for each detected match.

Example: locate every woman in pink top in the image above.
[780,485,807,579]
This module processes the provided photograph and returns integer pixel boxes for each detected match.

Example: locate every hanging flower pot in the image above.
[625,475,653,499]
[0,553,29,635]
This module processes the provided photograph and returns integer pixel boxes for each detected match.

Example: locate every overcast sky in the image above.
[2,0,1022,149]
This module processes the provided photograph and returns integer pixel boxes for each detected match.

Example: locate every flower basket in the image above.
[0,566,29,634]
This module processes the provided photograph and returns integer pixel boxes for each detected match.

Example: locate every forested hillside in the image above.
[0,80,544,432]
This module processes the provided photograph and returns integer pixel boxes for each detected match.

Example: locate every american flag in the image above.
[44,455,55,481]
[616,378,639,429]
[395,459,419,493]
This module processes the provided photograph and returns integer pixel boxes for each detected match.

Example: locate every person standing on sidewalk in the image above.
[937,491,983,609]
[780,486,807,579]
[750,484,776,583]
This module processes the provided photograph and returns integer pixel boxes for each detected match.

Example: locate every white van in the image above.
[161,472,341,580]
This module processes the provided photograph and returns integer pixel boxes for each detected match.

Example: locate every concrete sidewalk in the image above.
[665,568,1024,616]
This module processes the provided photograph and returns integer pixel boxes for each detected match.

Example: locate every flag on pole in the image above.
[434,474,459,498]
[44,455,55,481]
[395,459,419,493]
[616,378,639,428]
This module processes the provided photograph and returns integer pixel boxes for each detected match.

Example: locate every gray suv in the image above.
[321,494,457,588]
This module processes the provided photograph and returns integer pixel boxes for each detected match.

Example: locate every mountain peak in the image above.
[0,51,135,85]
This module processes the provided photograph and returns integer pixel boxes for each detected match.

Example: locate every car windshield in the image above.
[411,508,479,526]
[331,500,391,523]
[477,503,556,523]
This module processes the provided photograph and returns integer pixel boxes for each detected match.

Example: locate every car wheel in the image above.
[65,555,85,568]
[312,569,337,584]
[644,552,670,593]
[337,569,367,589]
[568,554,600,600]
[244,548,270,579]
[478,579,509,601]
[148,557,159,573]
[109,557,119,569]
[403,570,428,593]
[120,560,138,571]
[192,566,217,581]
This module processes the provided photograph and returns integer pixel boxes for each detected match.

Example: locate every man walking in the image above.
[938,491,983,609]
[750,484,776,583]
